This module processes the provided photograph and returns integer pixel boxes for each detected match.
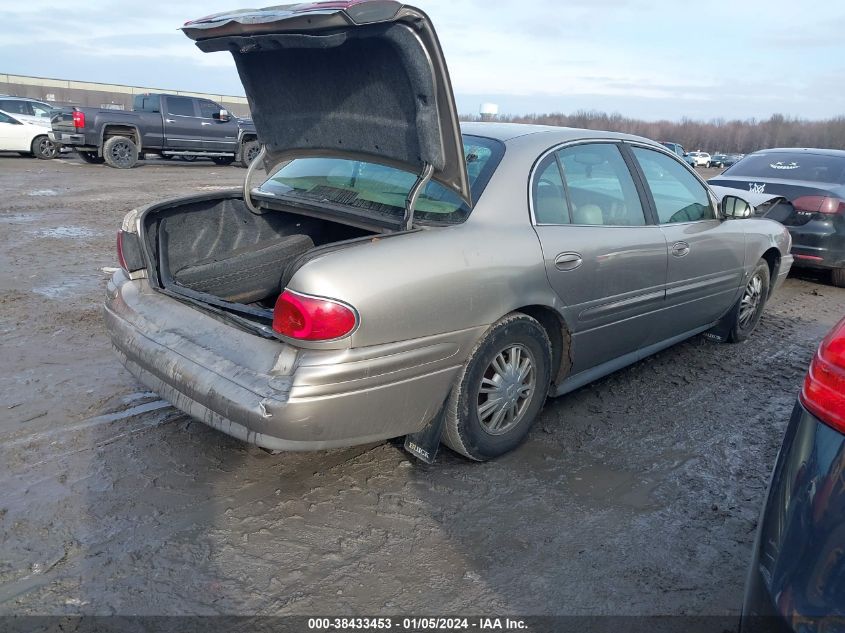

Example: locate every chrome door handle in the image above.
[165,118,175,123]
[671,241,690,257]
[554,252,583,271]
[201,122,212,126]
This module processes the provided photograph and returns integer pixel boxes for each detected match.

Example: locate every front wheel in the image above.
[239,140,261,168]
[32,135,57,160]
[102,136,138,169]
[727,259,770,343]
[442,313,551,461]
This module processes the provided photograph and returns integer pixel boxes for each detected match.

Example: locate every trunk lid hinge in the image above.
[403,163,434,231]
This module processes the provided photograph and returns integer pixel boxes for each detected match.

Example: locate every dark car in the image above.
[49,93,259,168]
[709,148,845,287]
[712,153,738,169]
[742,316,845,632]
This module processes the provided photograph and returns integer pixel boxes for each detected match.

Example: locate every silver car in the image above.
[105,1,793,462]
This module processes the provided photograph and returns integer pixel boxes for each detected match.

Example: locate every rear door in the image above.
[629,144,745,340]
[161,96,204,151]
[197,99,238,152]
[0,111,33,150]
[532,141,668,373]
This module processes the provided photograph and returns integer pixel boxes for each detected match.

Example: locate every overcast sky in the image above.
[3,1,844,121]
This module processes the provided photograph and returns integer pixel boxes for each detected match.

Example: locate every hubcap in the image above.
[247,145,260,162]
[739,273,763,328]
[111,142,132,166]
[476,344,536,435]
[39,138,56,158]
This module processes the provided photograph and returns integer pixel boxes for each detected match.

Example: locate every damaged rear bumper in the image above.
[104,271,480,450]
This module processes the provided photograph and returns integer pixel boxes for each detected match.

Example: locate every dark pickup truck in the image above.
[49,93,259,168]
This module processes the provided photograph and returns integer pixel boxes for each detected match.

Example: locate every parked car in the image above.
[711,153,733,168]
[104,0,793,463]
[688,151,712,168]
[0,96,56,126]
[49,93,258,168]
[741,316,845,632]
[661,141,686,158]
[0,110,57,159]
[709,148,845,287]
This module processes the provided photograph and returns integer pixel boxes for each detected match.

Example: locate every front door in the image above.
[533,142,668,374]
[161,96,204,151]
[197,99,239,152]
[628,145,746,340]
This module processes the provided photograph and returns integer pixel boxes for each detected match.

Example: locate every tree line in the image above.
[464,111,845,154]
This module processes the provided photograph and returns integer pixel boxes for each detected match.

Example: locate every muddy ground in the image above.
[0,155,843,618]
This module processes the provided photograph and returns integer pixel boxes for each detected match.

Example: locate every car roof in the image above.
[752,147,845,158]
[459,121,658,146]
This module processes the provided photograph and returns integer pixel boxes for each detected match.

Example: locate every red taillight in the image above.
[272,290,357,341]
[116,230,128,272]
[800,317,845,433]
[72,110,85,129]
[792,195,845,215]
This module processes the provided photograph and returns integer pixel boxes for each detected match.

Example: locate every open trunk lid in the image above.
[182,1,471,206]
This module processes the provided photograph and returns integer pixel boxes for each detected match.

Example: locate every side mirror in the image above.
[721,195,753,219]
[214,109,230,122]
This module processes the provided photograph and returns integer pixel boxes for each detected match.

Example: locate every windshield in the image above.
[724,152,845,184]
[258,135,504,225]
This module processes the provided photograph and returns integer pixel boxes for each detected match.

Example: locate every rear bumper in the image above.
[104,271,480,450]
[787,222,845,270]
[48,130,88,146]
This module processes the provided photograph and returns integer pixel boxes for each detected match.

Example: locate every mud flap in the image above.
[404,408,446,464]
[702,298,740,343]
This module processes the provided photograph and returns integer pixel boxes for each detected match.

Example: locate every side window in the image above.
[557,143,646,226]
[632,147,716,224]
[533,155,570,224]
[0,100,29,115]
[30,103,52,118]
[198,100,221,119]
[166,97,196,117]
[0,111,17,124]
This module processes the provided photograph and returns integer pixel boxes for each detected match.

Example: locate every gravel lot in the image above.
[1,155,843,618]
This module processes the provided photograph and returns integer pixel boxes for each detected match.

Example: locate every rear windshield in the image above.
[724,152,845,184]
[258,135,504,225]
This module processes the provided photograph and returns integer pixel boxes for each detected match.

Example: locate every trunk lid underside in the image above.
[181,1,471,206]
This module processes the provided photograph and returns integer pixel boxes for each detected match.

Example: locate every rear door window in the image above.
[0,100,30,116]
[166,97,196,117]
[557,143,646,226]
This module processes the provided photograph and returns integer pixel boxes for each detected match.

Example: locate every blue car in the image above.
[742,316,845,632]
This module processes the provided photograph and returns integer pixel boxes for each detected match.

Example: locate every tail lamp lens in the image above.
[272,290,357,341]
[72,110,85,129]
[800,317,845,433]
[792,195,845,215]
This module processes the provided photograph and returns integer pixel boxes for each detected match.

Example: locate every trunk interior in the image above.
[143,195,376,313]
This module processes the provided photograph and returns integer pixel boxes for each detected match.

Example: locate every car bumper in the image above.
[104,271,482,451]
[787,222,845,270]
[741,401,845,633]
[773,254,793,294]
[48,130,87,146]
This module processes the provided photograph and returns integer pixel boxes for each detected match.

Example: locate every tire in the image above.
[442,313,552,461]
[180,155,197,162]
[239,140,261,168]
[32,135,57,160]
[727,259,771,343]
[832,268,845,288]
[77,151,105,164]
[102,136,138,169]
[212,156,235,166]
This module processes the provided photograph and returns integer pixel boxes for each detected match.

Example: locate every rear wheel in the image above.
[832,268,845,288]
[442,313,551,461]
[103,136,138,169]
[239,140,261,168]
[77,151,105,164]
[727,259,770,343]
[180,155,197,162]
[32,135,57,160]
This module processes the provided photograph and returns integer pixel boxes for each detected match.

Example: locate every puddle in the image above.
[37,226,96,239]
[0,213,38,223]
[31,276,94,299]
[28,189,58,197]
